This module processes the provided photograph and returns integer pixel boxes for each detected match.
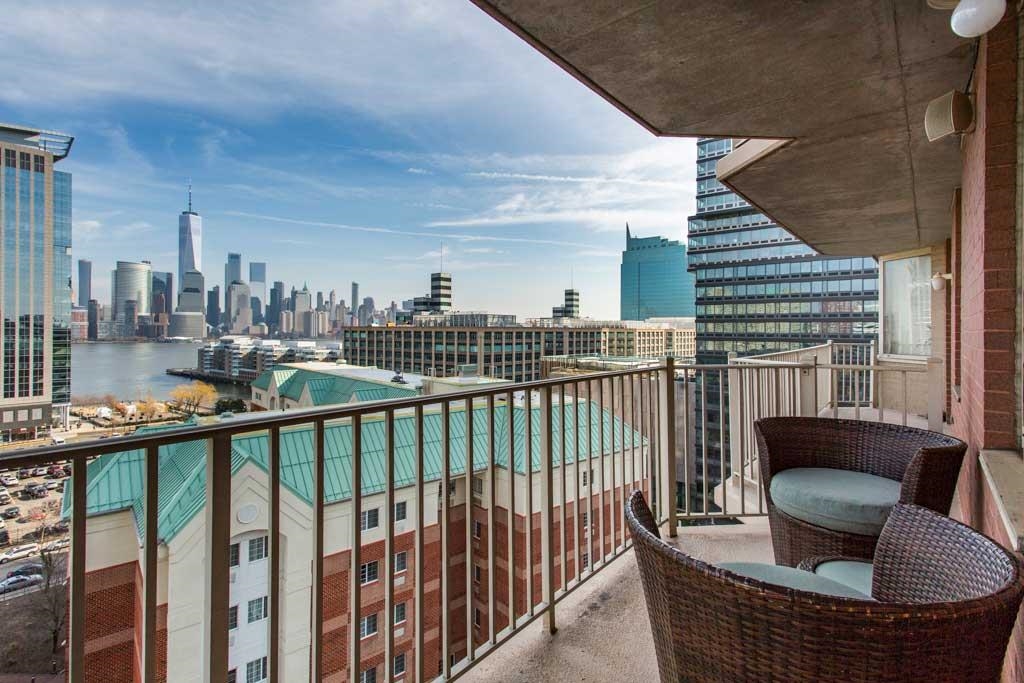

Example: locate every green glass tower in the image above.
[620,225,695,320]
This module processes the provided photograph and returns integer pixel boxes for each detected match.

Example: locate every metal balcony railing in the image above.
[0,351,945,682]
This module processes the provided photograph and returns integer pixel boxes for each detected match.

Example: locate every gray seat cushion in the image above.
[770,467,901,536]
[814,560,874,597]
[720,562,872,599]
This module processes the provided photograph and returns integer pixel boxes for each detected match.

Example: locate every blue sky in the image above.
[2,1,696,320]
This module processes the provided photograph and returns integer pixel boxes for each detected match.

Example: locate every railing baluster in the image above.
[269,426,281,683]
[572,381,581,581]
[206,433,231,683]
[902,371,908,426]
[384,409,395,681]
[700,370,709,516]
[737,368,746,516]
[505,390,516,631]
[559,383,567,590]
[441,402,451,679]
[597,378,607,562]
[639,372,650,522]
[69,452,87,683]
[832,367,839,418]
[464,397,475,664]
[540,385,556,634]
[414,405,425,683]
[347,417,360,683]
[524,391,534,617]
[665,358,677,536]
[586,379,596,569]
[143,443,159,683]
[618,375,627,549]
[487,394,496,645]
[679,362,689,520]
[719,370,727,517]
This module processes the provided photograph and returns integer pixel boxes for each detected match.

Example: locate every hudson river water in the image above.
[71,342,247,402]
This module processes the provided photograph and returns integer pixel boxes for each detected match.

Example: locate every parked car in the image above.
[22,485,47,499]
[6,562,43,579]
[42,538,69,553]
[0,474,18,487]
[16,469,31,479]
[2,507,19,520]
[44,480,59,491]
[0,574,42,594]
[45,520,69,535]
[0,544,39,564]
[62,464,72,477]
[30,467,47,477]
[47,465,65,477]
[0,492,10,505]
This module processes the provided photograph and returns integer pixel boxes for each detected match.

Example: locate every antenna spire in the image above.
[440,241,445,272]
[187,178,193,213]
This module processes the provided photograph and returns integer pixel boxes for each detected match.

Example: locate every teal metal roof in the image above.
[67,401,643,544]
[251,366,418,406]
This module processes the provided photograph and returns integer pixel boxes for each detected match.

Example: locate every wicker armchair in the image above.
[627,491,1024,683]
[754,417,966,566]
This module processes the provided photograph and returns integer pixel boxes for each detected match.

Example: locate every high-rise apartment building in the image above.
[228,281,253,334]
[77,259,92,307]
[687,137,879,507]
[177,188,202,295]
[620,226,696,320]
[224,253,241,321]
[552,289,580,318]
[111,261,152,321]
[249,262,266,322]
[350,282,359,323]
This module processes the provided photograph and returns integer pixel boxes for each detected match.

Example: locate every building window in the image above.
[32,154,44,173]
[581,552,590,568]
[473,608,482,628]
[245,657,267,683]
[394,652,406,676]
[360,560,379,585]
[394,500,407,522]
[228,605,238,630]
[473,564,482,583]
[581,469,588,487]
[472,477,484,496]
[3,149,14,168]
[229,543,240,567]
[473,520,482,539]
[228,669,237,683]
[361,508,379,531]
[581,512,588,529]
[395,551,407,573]
[881,251,932,358]
[247,596,268,623]
[394,601,407,624]
[360,667,376,683]
[248,536,268,562]
[360,613,378,638]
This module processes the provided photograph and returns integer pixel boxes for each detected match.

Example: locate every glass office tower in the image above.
[687,137,879,509]
[620,227,696,320]
[0,125,74,440]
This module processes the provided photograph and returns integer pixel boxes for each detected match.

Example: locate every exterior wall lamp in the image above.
[929,0,1007,38]
[931,272,954,291]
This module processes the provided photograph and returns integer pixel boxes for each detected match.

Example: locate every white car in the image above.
[30,467,47,478]
[0,475,17,487]
[0,573,42,594]
[0,544,39,564]
[42,538,69,553]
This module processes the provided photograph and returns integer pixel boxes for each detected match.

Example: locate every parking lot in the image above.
[0,464,70,562]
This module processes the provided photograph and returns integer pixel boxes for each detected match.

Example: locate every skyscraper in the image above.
[687,137,879,507]
[249,262,267,322]
[77,259,92,307]
[227,281,252,334]
[620,226,696,320]
[206,286,221,329]
[430,272,452,311]
[351,282,359,323]
[177,270,205,314]
[111,261,152,321]
[269,281,284,330]
[223,253,241,321]
[151,271,173,316]
[552,289,580,318]
[177,185,201,294]
[293,285,312,317]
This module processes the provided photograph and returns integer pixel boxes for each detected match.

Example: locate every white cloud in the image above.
[406,167,432,175]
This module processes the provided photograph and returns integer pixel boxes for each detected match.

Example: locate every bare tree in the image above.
[34,550,68,655]
[169,381,217,416]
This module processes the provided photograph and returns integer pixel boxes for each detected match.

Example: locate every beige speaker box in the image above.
[925,90,974,142]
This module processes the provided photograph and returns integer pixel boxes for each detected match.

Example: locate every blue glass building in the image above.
[687,137,879,508]
[0,125,74,440]
[620,226,696,320]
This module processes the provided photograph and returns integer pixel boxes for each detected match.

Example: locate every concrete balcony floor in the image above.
[463,517,773,683]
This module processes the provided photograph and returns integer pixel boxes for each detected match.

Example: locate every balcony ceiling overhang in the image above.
[471,0,974,255]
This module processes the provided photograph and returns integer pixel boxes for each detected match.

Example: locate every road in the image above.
[0,551,68,603]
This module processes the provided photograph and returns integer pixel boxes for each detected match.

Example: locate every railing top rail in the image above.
[737,341,833,361]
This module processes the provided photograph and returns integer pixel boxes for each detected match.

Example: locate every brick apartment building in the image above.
[70,397,647,682]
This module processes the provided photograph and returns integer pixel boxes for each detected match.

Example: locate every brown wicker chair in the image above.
[754,417,966,566]
[627,491,1024,683]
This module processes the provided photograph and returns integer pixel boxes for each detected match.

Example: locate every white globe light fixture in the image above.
[951,0,1006,38]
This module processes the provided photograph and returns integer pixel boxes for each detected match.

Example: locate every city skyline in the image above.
[4,1,697,320]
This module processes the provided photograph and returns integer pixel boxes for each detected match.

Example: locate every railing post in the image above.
[539,385,557,634]
[927,356,944,431]
[68,453,87,683]
[798,355,818,417]
[204,434,231,683]
[661,358,677,537]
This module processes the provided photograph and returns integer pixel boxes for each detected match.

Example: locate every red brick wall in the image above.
[950,13,1021,683]
[82,561,138,683]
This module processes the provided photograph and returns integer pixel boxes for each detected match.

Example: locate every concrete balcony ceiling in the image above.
[471,0,974,255]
